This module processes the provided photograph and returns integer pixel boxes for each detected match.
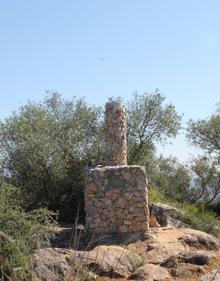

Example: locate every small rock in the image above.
[160,257,178,269]
[133,208,145,217]
[118,225,128,232]
[136,202,147,208]
[105,190,112,197]
[180,229,220,250]
[149,215,161,228]
[167,217,189,228]
[115,197,127,208]
[134,216,147,222]
[146,227,220,265]
[122,171,131,180]
[178,251,210,265]
[86,182,97,193]
[150,202,179,226]
[102,198,112,206]
[171,263,205,278]
[73,245,142,278]
[199,269,220,281]
[33,248,73,281]
[128,263,170,280]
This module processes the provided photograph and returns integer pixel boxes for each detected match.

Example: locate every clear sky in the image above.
[0,0,220,162]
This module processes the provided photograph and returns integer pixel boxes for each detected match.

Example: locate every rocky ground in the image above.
[33,226,220,281]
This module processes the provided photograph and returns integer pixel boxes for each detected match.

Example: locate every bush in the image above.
[0,93,104,222]
[153,156,191,203]
[0,181,57,280]
[148,186,166,204]
[148,186,220,238]
[173,204,220,238]
[0,92,182,223]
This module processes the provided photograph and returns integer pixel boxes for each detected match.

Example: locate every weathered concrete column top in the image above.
[105,101,127,166]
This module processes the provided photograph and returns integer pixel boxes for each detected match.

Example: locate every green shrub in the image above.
[0,181,57,280]
[172,204,220,238]
[148,186,220,238]
[0,92,181,223]
[0,93,104,222]
[148,186,167,204]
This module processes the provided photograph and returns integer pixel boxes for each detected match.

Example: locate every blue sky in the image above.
[0,0,220,161]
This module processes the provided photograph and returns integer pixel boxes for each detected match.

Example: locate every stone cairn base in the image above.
[84,101,149,235]
[85,165,149,233]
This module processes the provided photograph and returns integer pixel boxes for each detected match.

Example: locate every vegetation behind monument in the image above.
[0,91,182,221]
[0,92,219,219]
[0,91,220,279]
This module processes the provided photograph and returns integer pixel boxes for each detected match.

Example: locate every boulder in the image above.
[171,263,205,278]
[33,245,143,279]
[128,264,170,281]
[179,229,220,250]
[149,215,161,228]
[33,248,74,281]
[150,202,189,228]
[199,270,220,281]
[146,228,188,264]
[69,245,143,278]
[34,227,220,281]
[160,257,178,269]
[146,227,219,264]
[167,217,189,228]
[161,251,214,269]
[178,251,210,265]
[146,241,186,264]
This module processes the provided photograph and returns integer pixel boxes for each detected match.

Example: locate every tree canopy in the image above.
[187,105,220,158]
[187,105,220,206]
[0,91,181,221]
[126,90,182,164]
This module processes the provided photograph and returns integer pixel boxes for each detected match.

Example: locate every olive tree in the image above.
[154,156,191,202]
[190,157,220,205]
[0,93,104,221]
[126,90,182,179]
[187,104,220,158]
[0,91,182,221]
[187,104,220,206]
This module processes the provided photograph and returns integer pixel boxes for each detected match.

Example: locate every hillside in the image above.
[0,94,220,281]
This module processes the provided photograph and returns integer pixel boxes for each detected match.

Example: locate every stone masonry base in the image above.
[84,165,149,233]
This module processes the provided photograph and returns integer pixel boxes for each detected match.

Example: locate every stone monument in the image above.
[84,101,149,234]
[105,101,127,166]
